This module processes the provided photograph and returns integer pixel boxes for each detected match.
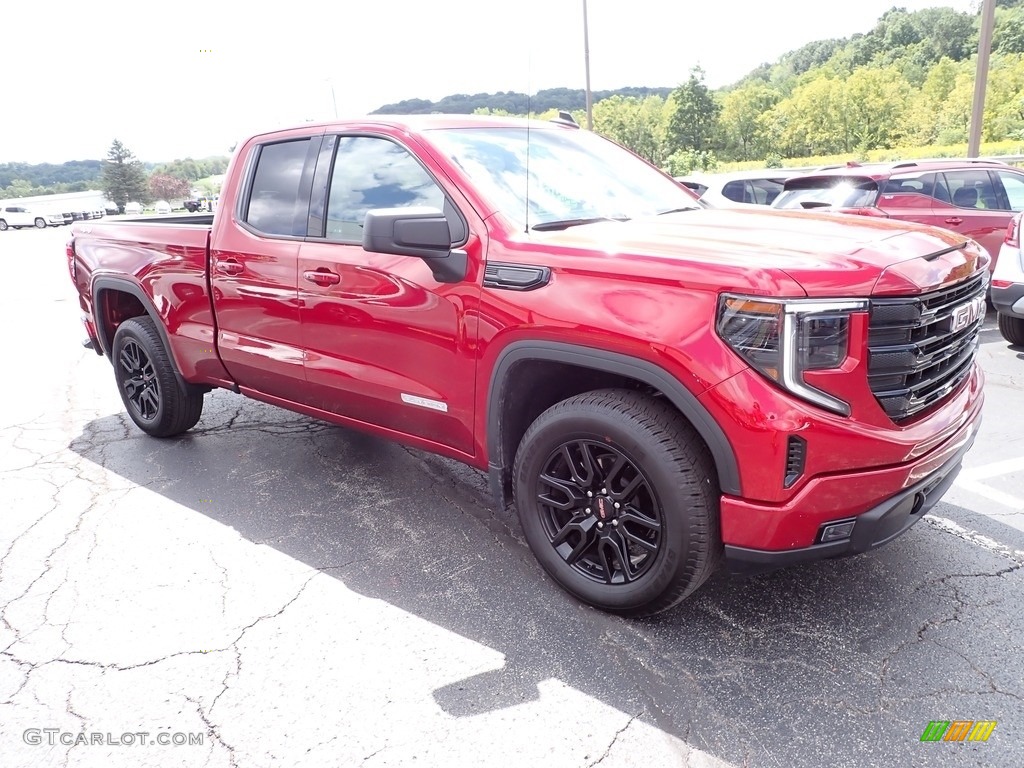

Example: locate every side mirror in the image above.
[362,205,468,284]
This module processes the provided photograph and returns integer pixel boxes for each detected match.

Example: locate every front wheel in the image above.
[34,218,46,228]
[0,220,7,231]
[998,312,1024,346]
[513,389,721,617]
[112,316,204,437]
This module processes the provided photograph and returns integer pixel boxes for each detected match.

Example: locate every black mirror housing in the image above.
[362,206,468,283]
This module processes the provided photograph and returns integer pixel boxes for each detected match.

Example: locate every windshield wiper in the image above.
[531,216,628,231]
[656,206,701,215]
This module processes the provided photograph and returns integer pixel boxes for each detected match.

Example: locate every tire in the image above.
[111,316,204,437]
[512,389,721,617]
[998,312,1024,346]
[0,220,7,231]
[34,218,46,229]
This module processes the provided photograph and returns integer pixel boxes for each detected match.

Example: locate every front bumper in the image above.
[724,412,981,574]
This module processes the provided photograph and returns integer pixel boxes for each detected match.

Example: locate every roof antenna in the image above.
[525,49,532,234]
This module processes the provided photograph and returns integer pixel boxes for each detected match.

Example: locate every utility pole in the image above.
[583,0,593,130]
[967,0,996,157]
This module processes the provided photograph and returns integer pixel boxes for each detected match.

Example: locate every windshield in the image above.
[426,126,701,230]
[773,178,879,210]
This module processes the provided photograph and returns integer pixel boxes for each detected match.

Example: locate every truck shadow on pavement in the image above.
[70,393,1024,768]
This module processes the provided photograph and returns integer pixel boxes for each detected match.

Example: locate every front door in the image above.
[297,134,480,456]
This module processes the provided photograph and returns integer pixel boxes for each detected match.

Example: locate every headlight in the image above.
[717,295,869,415]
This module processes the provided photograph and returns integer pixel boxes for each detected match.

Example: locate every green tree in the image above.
[593,95,672,166]
[719,82,781,161]
[768,72,849,156]
[843,66,913,150]
[102,140,148,207]
[668,67,722,154]
[994,6,1024,53]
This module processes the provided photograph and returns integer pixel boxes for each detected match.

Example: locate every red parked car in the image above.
[67,116,985,616]
[772,158,1024,273]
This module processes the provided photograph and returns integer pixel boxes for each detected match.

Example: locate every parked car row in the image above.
[0,203,116,230]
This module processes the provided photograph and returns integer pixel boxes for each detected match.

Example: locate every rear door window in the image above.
[942,170,1000,210]
[243,138,318,236]
[994,169,1024,212]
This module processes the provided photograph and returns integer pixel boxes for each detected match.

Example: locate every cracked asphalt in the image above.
[2,225,1023,768]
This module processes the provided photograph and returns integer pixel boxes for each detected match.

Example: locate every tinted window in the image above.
[996,170,1024,212]
[750,178,785,205]
[324,136,445,241]
[244,138,314,236]
[943,170,999,210]
[879,174,934,197]
[721,180,748,203]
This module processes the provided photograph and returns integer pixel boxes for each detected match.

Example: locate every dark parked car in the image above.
[184,199,211,213]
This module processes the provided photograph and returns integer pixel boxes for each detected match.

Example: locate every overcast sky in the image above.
[1,0,978,164]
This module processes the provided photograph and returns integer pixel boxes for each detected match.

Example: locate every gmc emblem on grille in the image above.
[947,296,986,333]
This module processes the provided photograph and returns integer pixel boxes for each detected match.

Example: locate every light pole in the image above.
[968,0,996,157]
[583,0,593,130]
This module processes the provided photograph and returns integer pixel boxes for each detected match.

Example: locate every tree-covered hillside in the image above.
[372,86,673,115]
[0,154,230,201]
[372,2,1024,172]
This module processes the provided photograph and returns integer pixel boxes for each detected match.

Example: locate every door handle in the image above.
[216,258,244,275]
[303,269,340,286]
[944,217,964,225]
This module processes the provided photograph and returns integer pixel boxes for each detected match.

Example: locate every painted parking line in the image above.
[924,514,1024,564]
[953,456,1024,511]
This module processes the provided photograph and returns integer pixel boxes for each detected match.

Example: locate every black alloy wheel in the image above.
[513,389,721,617]
[536,439,663,585]
[119,339,161,422]
[111,316,204,437]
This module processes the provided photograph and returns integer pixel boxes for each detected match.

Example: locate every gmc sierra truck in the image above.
[68,115,987,616]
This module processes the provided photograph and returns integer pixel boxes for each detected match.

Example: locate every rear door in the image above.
[295,132,481,456]
[210,134,321,399]
[929,170,1010,262]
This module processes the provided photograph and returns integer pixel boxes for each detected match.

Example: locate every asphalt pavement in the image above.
[1,224,1022,768]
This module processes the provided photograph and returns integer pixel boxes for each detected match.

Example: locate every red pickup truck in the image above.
[68,115,986,616]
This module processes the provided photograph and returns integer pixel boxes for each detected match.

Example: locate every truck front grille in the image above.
[867,272,985,422]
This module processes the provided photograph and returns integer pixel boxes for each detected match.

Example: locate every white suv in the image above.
[992,212,1024,346]
[0,205,66,230]
[675,168,808,208]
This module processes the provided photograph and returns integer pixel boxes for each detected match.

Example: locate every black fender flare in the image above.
[486,340,741,504]
[91,276,204,396]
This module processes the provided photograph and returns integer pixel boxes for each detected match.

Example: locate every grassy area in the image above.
[718,140,1024,172]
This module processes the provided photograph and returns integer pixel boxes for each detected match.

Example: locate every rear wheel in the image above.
[513,389,721,617]
[34,218,46,229]
[112,316,204,437]
[998,312,1024,346]
[0,220,7,231]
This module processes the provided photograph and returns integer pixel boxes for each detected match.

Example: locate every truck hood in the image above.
[537,208,984,297]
